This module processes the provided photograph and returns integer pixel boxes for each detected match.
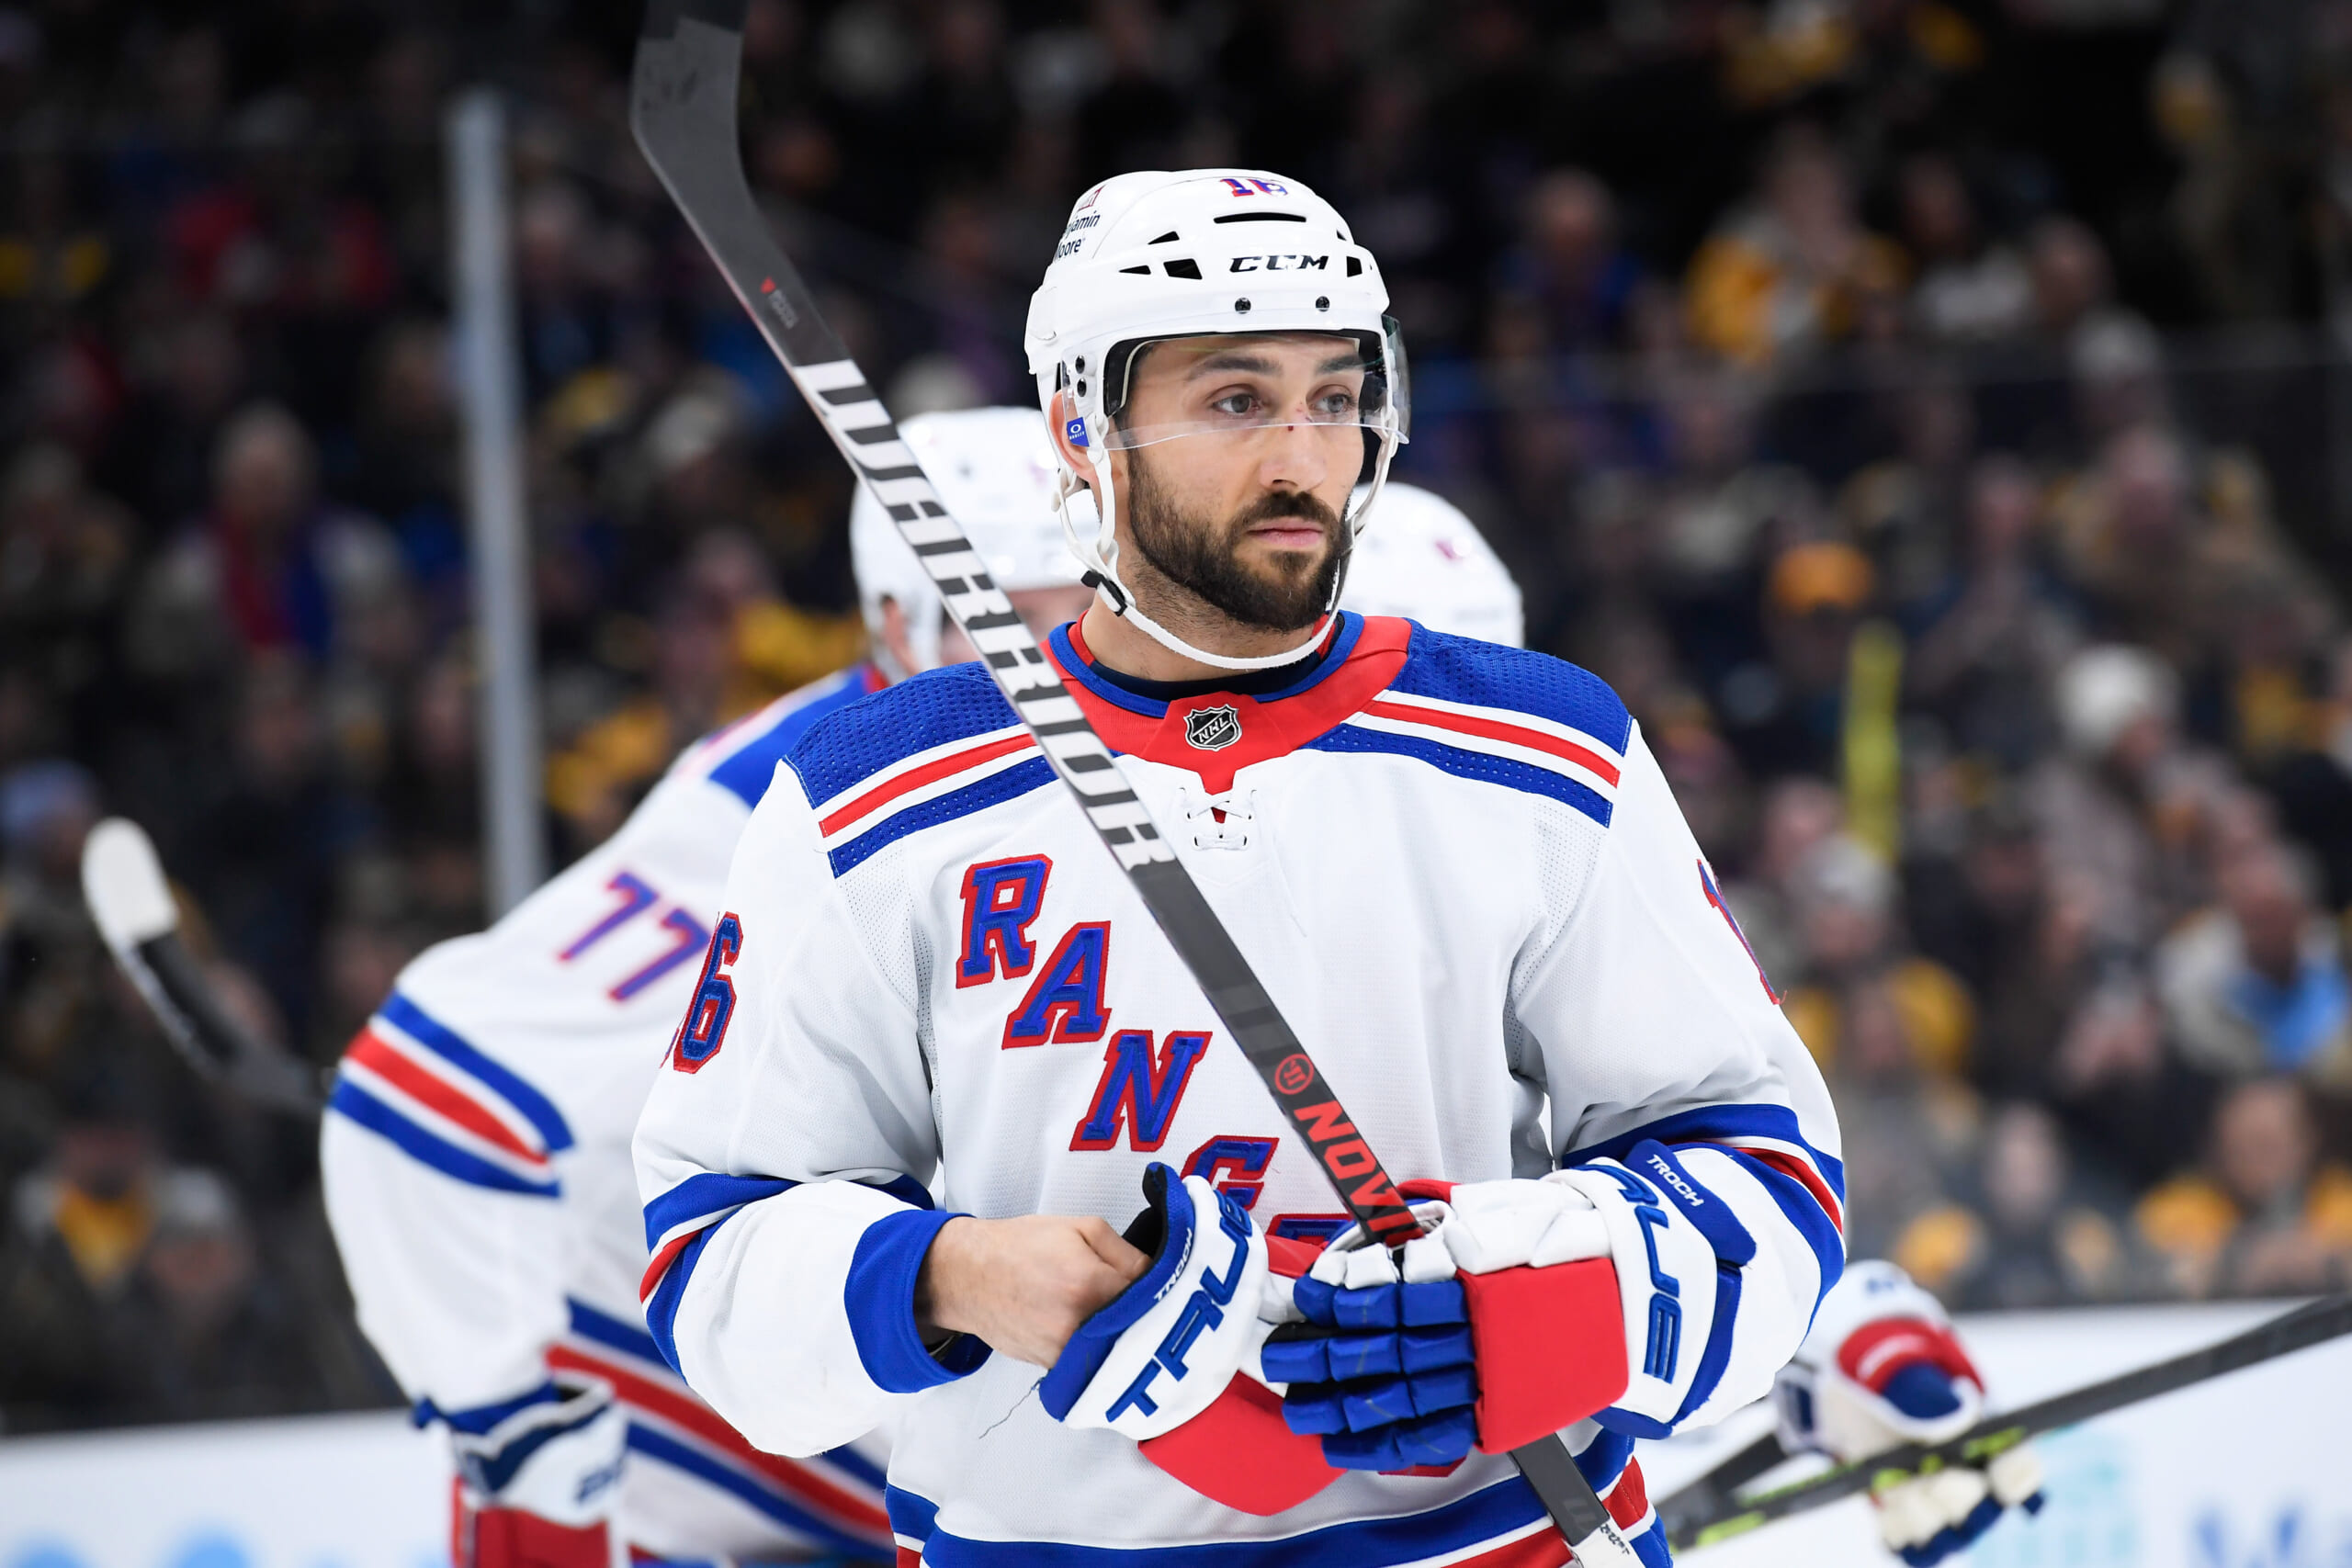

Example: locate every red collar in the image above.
[1049,617,1413,793]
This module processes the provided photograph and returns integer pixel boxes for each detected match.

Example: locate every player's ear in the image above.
[1048,389,1096,489]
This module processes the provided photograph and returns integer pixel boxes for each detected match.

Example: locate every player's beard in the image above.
[1121,447,1345,635]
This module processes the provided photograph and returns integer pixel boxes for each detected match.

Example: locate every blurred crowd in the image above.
[6,0,2352,1433]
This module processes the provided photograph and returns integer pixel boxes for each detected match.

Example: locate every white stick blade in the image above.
[81,817,181,950]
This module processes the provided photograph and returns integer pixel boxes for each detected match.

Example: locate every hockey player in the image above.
[320,407,1088,1568]
[634,168,1844,1566]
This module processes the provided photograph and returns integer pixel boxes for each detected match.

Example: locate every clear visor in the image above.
[1094,317,1410,453]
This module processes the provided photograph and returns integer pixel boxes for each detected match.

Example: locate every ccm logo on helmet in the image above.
[1229,254,1330,273]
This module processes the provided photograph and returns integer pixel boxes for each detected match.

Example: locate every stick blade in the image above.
[82,817,181,953]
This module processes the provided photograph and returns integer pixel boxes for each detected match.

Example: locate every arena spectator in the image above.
[2157,841,2352,1091]
[1899,153,2034,345]
[2134,1077,2352,1298]
[110,1168,334,1425]
[1683,126,1905,367]
[1895,1100,2132,1311]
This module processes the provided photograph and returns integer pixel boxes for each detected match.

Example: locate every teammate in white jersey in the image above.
[634,167,1845,1568]
[319,407,1089,1568]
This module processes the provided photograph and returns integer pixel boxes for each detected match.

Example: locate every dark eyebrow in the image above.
[1185,349,1367,378]
[1187,351,1279,378]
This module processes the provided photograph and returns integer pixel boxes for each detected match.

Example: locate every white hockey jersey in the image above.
[322,661,897,1562]
[633,615,1846,1567]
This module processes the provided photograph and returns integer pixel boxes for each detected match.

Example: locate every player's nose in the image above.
[1254,416,1335,491]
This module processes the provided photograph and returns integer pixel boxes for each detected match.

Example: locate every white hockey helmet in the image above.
[1339,482,1525,649]
[850,405,1088,678]
[1023,169,1408,670]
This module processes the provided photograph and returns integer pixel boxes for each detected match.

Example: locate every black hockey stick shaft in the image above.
[135,931,326,1114]
[628,6,1632,1559]
[1650,1431,1782,1548]
[83,818,325,1116]
[1673,1292,2352,1551]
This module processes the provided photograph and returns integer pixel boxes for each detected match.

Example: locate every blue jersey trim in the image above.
[641,1171,936,1375]
[823,1441,888,1492]
[1045,615,1368,720]
[1253,613,1367,700]
[918,1474,1548,1565]
[416,1381,561,1436]
[1386,629,1632,753]
[643,1169,933,1251]
[704,665,880,808]
[786,662,1021,809]
[1305,723,1613,827]
[643,1171,799,1251]
[326,1078,560,1197]
[567,1297,665,1369]
[894,1465,1659,1567]
[1563,1103,1846,1201]
[377,991,574,1155]
[1047,623,1164,717]
[888,1485,941,1546]
[644,1220,725,1375]
[825,754,1057,877]
[625,1424,884,1556]
[1720,1148,1845,1314]
[845,1209,991,1393]
[1566,1104,1846,1314]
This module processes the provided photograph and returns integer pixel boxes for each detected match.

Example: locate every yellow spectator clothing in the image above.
[1783,957,1975,1079]
[51,1183,156,1294]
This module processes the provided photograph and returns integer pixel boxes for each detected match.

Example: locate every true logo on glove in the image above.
[1104,1193,1255,1423]
[1591,1165,1683,1382]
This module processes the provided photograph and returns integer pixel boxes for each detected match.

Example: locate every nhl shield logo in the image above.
[1185,705,1242,751]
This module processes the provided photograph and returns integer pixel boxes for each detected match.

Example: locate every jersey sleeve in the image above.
[320,1021,577,1416]
[320,761,742,1426]
[631,771,985,1460]
[1512,721,1845,1436]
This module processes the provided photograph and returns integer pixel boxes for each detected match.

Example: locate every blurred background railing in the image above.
[7,0,2352,1438]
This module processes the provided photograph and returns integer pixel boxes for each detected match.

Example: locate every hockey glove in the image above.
[446,1374,628,1568]
[1260,1211,1485,1471]
[1775,1261,2044,1567]
[1039,1163,1342,1515]
[1269,1141,1757,1469]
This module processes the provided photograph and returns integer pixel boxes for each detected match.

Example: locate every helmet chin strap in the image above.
[1061,439,1355,673]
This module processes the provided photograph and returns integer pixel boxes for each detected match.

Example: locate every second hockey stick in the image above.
[1665,1291,2352,1551]
[80,817,328,1117]
[628,4,1634,1561]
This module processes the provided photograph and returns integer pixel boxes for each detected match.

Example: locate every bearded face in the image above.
[1121,441,1348,634]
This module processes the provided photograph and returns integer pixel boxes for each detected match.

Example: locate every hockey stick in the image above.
[1667,1292,2352,1551]
[628,6,1634,1561]
[1650,1431,1781,1549]
[81,818,328,1116]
